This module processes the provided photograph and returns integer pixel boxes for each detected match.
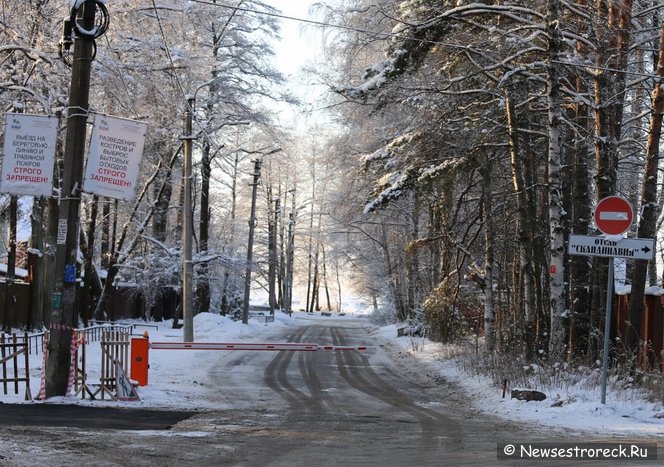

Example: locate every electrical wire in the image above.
[81,0,238,172]
[145,0,227,159]
[149,0,187,104]
[187,0,664,80]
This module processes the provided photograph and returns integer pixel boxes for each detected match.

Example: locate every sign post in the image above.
[600,256,614,405]
[568,196,652,404]
[594,196,632,404]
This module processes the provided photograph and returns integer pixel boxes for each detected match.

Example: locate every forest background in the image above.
[2,0,664,377]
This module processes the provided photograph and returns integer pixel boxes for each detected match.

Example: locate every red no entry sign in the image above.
[594,196,633,235]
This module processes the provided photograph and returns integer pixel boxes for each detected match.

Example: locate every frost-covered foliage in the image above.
[0,1,69,114]
[454,342,664,405]
[423,281,480,344]
[368,302,397,326]
[0,1,293,329]
[324,0,664,366]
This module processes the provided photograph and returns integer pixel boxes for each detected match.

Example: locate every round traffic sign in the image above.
[594,196,633,235]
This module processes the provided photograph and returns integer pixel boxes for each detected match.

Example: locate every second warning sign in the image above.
[83,114,147,201]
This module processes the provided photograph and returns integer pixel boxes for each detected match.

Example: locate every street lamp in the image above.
[241,148,283,324]
[179,78,224,342]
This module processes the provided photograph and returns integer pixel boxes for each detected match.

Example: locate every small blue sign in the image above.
[64,264,76,283]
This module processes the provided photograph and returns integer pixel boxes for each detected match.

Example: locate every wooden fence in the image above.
[0,283,175,329]
[0,333,30,399]
[1,324,134,401]
[74,328,131,400]
[614,294,664,373]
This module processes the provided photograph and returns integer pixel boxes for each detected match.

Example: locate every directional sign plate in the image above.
[568,234,654,260]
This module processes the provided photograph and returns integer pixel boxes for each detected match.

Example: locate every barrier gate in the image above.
[130,337,367,386]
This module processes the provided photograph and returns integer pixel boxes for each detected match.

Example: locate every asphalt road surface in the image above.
[0,318,661,466]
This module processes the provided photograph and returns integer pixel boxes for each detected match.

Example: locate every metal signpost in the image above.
[568,196,654,404]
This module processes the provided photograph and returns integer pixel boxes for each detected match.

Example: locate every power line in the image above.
[188,0,664,80]
[150,0,188,101]
[100,1,249,154]
[187,0,447,45]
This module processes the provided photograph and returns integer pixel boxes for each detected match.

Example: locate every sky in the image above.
[264,0,332,130]
[4,310,663,439]
[267,0,320,78]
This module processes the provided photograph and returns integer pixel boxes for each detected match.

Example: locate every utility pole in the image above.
[284,188,296,316]
[242,159,261,324]
[268,198,279,315]
[181,98,195,342]
[285,212,294,316]
[45,2,98,397]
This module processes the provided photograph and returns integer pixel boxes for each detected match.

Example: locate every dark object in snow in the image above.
[511,389,546,402]
[397,325,423,337]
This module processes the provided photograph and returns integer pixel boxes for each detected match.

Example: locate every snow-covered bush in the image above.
[423,281,477,343]
[368,303,397,326]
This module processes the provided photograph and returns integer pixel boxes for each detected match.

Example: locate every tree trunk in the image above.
[481,153,496,352]
[3,195,17,330]
[567,2,592,359]
[546,0,567,361]
[80,195,100,325]
[382,224,407,321]
[589,0,633,359]
[196,140,212,313]
[28,197,46,330]
[220,153,240,315]
[312,239,320,312]
[100,199,110,270]
[627,21,664,356]
[505,90,537,358]
[406,194,419,318]
[321,244,332,311]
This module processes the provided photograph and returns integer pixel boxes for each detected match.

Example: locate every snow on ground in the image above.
[375,325,664,439]
[3,312,663,439]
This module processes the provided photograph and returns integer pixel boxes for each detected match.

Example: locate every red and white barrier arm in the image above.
[149,342,367,352]
[150,342,319,351]
[319,345,367,351]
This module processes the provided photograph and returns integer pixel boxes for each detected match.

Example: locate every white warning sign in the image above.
[0,113,58,197]
[83,114,147,201]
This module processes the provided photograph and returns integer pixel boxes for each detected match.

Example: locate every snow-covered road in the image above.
[1,316,661,465]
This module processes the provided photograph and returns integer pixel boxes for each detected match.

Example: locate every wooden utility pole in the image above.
[242,159,261,324]
[45,3,96,397]
[268,198,279,315]
[182,97,194,342]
